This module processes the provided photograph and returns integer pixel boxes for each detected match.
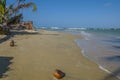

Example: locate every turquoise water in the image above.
[39,27,120,79]
[64,28,120,79]
[85,29,120,35]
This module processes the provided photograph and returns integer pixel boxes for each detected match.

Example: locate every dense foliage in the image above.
[0,0,37,34]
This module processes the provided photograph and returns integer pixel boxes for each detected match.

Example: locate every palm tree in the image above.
[15,0,37,12]
[0,0,6,23]
[7,0,37,25]
[0,0,37,34]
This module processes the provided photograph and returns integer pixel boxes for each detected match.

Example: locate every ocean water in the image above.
[65,28,120,79]
[39,27,120,79]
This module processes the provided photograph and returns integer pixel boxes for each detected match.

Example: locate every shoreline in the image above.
[80,46,120,80]
[0,30,119,80]
[74,37,120,80]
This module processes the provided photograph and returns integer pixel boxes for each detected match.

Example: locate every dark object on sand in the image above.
[53,69,65,79]
[10,40,14,47]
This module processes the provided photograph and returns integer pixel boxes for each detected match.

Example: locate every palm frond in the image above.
[0,0,6,23]
[14,2,37,12]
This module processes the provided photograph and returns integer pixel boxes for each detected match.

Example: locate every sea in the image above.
[39,27,120,79]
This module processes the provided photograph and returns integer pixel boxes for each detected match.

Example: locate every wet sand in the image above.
[0,30,119,80]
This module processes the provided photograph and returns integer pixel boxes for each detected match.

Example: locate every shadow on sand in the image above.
[0,35,13,44]
[11,31,38,35]
[0,30,38,44]
[0,56,13,78]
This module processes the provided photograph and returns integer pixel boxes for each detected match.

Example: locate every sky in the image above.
[7,0,120,28]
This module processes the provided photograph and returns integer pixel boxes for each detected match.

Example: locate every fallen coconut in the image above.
[53,69,65,79]
[10,40,14,47]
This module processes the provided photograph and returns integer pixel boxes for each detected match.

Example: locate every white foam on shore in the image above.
[117,76,120,79]
[99,65,120,79]
[81,50,86,57]
[99,65,111,73]
[80,31,92,40]
[67,27,87,30]
[74,39,120,79]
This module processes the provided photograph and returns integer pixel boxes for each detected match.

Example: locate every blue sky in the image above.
[7,0,120,28]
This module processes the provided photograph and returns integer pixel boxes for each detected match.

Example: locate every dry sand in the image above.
[0,30,119,80]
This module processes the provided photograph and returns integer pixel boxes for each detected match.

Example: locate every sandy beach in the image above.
[0,30,119,80]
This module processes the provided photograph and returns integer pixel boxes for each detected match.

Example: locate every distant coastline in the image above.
[37,26,120,31]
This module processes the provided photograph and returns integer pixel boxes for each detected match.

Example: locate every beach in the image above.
[0,30,119,80]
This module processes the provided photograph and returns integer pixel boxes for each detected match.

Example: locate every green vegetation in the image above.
[0,0,37,34]
[0,0,6,23]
